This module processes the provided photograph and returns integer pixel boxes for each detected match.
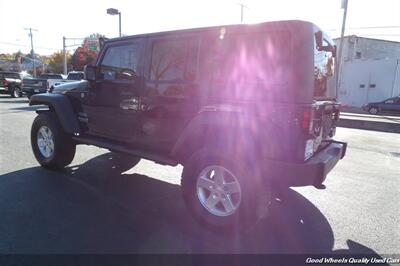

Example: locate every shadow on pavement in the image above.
[0,152,386,259]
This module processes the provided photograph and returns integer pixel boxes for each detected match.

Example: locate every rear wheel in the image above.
[368,107,378,115]
[31,112,76,169]
[182,148,270,231]
[11,87,22,98]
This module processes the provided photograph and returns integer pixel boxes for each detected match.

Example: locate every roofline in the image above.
[334,35,400,45]
[104,20,316,43]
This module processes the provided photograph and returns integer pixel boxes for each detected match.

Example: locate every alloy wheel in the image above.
[196,165,242,217]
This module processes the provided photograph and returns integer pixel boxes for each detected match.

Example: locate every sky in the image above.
[0,0,399,55]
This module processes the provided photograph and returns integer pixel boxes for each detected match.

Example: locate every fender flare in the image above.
[29,93,80,134]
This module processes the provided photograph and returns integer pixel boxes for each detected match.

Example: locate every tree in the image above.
[47,51,71,74]
[71,33,103,71]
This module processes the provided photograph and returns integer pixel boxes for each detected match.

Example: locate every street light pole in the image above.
[107,8,122,37]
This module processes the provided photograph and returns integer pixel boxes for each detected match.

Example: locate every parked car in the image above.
[0,71,23,98]
[29,20,346,230]
[66,71,84,81]
[47,71,84,92]
[23,73,64,98]
[362,96,400,115]
[42,73,65,91]
[23,77,48,99]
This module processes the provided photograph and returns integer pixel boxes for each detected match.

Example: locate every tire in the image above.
[368,107,378,115]
[10,87,22,98]
[181,148,270,231]
[31,112,76,169]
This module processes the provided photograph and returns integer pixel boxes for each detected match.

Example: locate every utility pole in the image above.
[63,37,67,75]
[62,37,85,74]
[336,0,348,96]
[24,28,38,76]
[119,12,122,37]
[238,3,248,23]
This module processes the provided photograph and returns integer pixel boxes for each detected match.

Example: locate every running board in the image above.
[72,135,178,166]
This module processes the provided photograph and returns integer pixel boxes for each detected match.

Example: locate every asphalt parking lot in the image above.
[0,95,399,256]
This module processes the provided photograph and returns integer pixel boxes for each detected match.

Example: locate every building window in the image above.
[355,51,362,59]
[359,84,365,88]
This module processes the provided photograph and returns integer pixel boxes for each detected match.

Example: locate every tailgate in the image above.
[23,79,47,89]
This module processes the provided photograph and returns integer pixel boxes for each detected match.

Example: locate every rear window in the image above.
[67,73,84,80]
[39,74,63,79]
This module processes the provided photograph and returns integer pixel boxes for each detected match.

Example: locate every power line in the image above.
[0,41,60,51]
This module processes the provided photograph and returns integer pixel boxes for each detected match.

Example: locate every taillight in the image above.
[333,109,340,121]
[3,79,9,87]
[302,110,311,130]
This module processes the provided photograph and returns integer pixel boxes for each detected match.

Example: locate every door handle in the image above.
[120,98,140,111]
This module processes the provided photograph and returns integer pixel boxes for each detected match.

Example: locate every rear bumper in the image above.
[268,140,347,187]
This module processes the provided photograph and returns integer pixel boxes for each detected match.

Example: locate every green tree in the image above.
[47,51,71,73]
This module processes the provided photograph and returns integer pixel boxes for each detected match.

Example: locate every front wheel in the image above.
[181,148,270,231]
[31,112,76,169]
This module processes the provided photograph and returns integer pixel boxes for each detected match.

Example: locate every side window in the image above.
[100,43,140,81]
[149,38,198,82]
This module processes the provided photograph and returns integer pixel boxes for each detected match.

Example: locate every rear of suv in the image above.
[29,20,346,230]
[0,71,23,98]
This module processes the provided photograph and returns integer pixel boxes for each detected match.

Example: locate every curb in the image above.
[337,118,400,133]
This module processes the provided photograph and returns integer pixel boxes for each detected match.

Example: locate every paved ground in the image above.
[0,95,399,255]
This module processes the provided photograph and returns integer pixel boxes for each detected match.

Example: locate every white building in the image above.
[335,36,400,107]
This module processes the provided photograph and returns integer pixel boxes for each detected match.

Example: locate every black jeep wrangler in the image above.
[29,20,346,229]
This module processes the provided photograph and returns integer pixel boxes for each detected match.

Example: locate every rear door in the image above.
[83,39,145,142]
[139,35,201,152]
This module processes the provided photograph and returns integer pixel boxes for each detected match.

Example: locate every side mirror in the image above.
[84,65,96,81]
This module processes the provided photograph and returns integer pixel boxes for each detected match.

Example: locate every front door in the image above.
[83,39,144,143]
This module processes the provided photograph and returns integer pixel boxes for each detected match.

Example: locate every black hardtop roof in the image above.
[105,20,316,44]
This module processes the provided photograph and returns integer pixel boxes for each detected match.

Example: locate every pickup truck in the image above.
[0,71,23,98]
[47,71,84,92]
[24,72,85,98]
